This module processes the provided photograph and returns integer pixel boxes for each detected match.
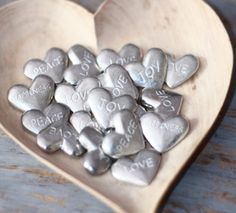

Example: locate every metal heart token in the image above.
[140,112,189,153]
[8,75,54,112]
[97,43,141,70]
[102,110,145,158]
[111,149,161,186]
[87,87,137,129]
[24,48,68,84]
[166,54,200,88]
[55,77,100,112]
[22,103,70,134]
[60,124,85,157]
[37,122,84,156]
[126,48,167,89]
[142,89,183,119]
[70,111,100,134]
[84,148,112,175]
[79,127,111,175]
[98,64,139,99]
[78,127,103,151]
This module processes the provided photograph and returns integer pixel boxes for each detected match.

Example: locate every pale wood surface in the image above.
[0,0,235,213]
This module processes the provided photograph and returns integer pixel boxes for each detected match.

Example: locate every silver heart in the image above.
[37,122,84,156]
[67,45,100,84]
[98,64,139,99]
[126,48,167,89]
[8,75,55,112]
[111,149,161,186]
[70,111,100,134]
[140,112,189,153]
[102,110,145,158]
[78,127,104,151]
[55,77,100,112]
[22,103,70,134]
[60,124,85,157]
[97,44,141,70]
[84,148,112,175]
[87,87,137,129]
[24,48,68,84]
[141,89,183,119]
[64,64,100,85]
[37,122,64,153]
[166,54,200,88]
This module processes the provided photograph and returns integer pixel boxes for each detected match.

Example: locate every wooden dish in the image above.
[0,0,233,212]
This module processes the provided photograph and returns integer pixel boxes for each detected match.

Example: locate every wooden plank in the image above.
[0,0,235,213]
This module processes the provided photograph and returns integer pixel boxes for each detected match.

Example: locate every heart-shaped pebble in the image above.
[8,75,54,112]
[55,77,100,112]
[65,45,100,85]
[79,127,104,151]
[60,124,85,157]
[140,112,189,153]
[98,64,139,99]
[37,122,84,156]
[24,48,68,83]
[84,148,112,175]
[126,48,167,89]
[97,43,141,70]
[79,127,111,175]
[87,87,137,129]
[166,54,200,88]
[70,111,100,134]
[22,103,70,134]
[141,89,183,119]
[111,149,161,186]
[102,110,145,158]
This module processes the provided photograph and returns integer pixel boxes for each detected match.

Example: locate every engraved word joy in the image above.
[139,62,160,83]
[98,97,128,113]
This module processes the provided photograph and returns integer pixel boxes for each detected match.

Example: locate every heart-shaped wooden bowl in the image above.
[0,0,233,212]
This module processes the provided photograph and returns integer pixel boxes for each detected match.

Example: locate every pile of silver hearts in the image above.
[8,44,199,186]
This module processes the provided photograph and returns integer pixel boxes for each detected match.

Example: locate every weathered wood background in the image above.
[0,0,236,212]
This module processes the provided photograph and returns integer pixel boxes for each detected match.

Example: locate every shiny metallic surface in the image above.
[140,112,189,153]
[70,111,100,134]
[60,124,85,157]
[37,122,63,153]
[166,54,200,88]
[64,64,100,85]
[98,64,139,99]
[8,75,54,112]
[141,89,183,119]
[54,77,100,112]
[78,127,104,151]
[126,48,167,89]
[87,87,137,129]
[21,103,70,135]
[111,149,161,186]
[96,43,141,70]
[102,110,145,158]
[24,48,68,84]
[83,148,111,176]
